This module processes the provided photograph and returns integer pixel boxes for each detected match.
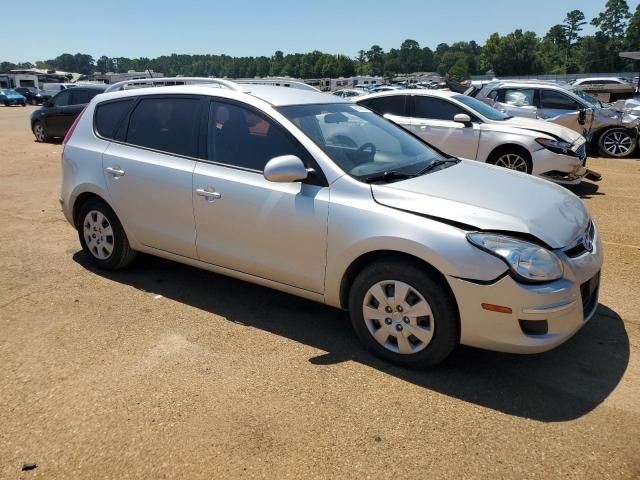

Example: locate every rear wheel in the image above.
[30,98,37,105]
[77,198,136,270]
[348,259,459,368]
[33,121,50,142]
[597,128,637,158]
[487,147,532,173]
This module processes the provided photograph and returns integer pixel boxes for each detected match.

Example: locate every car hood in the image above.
[500,116,583,143]
[371,160,588,249]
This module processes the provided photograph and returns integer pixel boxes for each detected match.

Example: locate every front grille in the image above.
[580,271,600,319]
[564,221,595,258]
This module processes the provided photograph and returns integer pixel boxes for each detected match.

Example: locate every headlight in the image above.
[535,137,573,155]
[467,232,563,283]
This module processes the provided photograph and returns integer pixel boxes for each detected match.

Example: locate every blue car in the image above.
[0,88,27,107]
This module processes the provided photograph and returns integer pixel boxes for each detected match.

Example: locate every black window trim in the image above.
[201,97,328,187]
[539,88,581,110]
[94,94,207,162]
[409,94,482,123]
[362,94,409,117]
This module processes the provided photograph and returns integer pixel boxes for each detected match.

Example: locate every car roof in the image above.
[95,83,348,107]
[357,89,461,102]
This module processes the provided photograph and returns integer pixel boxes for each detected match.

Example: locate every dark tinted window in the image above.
[540,90,580,110]
[414,96,466,120]
[95,99,134,140]
[51,90,71,107]
[209,102,305,171]
[70,88,102,105]
[361,95,407,116]
[126,97,200,157]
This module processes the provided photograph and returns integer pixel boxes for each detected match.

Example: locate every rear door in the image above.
[192,99,329,293]
[495,87,538,118]
[409,95,480,159]
[101,95,203,258]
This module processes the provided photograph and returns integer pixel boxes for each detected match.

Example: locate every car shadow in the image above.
[567,181,603,199]
[73,251,630,423]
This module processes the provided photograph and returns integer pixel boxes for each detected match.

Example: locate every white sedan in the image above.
[357,90,589,184]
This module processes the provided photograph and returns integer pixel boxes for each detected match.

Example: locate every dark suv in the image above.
[31,85,107,142]
[15,87,51,106]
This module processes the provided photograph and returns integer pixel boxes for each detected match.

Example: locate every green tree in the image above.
[592,0,632,70]
[563,10,586,71]
[480,30,543,75]
[365,45,385,76]
[625,4,640,49]
[399,39,422,73]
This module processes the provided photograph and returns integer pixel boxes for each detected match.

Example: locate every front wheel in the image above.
[598,128,637,158]
[487,147,532,173]
[77,197,136,270]
[348,260,459,368]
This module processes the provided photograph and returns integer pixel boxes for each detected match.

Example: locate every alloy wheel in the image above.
[34,124,45,142]
[83,210,115,260]
[494,153,528,172]
[362,280,434,354]
[602,130,633,156]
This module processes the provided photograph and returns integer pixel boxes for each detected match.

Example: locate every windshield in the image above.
[278,103,445,181]
[569,87,603,108]
[452,94,512,121]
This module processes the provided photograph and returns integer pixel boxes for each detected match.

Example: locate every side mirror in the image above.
[578,108,587,125]
[454,113,472,126]
[264,155,309,183]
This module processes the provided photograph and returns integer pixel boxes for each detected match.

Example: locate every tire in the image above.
[597,128,637,158]
[30,99,37,106]
[3,101,8,107]
[77,197,136,270]
[487,146,533,173]
[348,259,459,368]
[22,102,26,107]
[33,121,50,142]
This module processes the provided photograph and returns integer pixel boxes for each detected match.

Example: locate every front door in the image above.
[538,89,590,136]
[193,100,329,293]
[409,95,480,159]
[46,89,72,137]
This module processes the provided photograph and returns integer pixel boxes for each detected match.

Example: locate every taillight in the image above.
[62,106,87,147]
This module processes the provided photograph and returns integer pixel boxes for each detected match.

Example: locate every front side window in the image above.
[70,89,98,105]
[278,103,444,181]
[51,90,71,107]
[208,101,306,172]
[413,96,467,121]
[361,95,407,116]
[540,90,580,110]
[452,95,510,121]
[126,97,200,157]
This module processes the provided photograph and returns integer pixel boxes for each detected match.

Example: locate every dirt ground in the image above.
[1,105,639,480]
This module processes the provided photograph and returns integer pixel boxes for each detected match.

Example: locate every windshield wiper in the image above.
[363,171,414,183]
[416,158,461,175]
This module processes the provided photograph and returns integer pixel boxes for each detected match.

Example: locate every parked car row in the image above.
[473,80,640,158]
[0,88,27,106]
[56,78,602,368]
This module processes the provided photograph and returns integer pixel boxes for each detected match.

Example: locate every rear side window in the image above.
[125,97,200,157]
[70,89,98,105]
[95,99,134,140]
[413,96,466,121]
[361,95,407,116]
[51,90,71,107]
[499,88,536,107]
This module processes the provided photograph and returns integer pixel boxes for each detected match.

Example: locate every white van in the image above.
[41,83,78,97]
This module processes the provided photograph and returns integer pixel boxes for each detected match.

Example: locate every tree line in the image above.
[2,0,639,80]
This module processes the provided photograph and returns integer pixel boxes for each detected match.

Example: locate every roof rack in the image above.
[234,78,320,92]
[104,77,248,93]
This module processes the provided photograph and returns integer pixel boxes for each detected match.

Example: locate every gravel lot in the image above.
[1,105,639,479]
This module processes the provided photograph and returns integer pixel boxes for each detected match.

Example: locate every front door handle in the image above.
[196,188,222,201]
[105,167,125,177]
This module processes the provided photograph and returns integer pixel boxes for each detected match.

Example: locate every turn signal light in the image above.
[481,303,513,314]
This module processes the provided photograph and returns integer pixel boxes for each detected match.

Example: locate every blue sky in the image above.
[2,0,635,63]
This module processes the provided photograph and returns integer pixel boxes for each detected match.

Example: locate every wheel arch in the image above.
[338,250,456,311]
[487,143,532,163]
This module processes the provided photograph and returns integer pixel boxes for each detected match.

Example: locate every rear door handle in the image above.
[196,188,222,201]
[105,167,125,177]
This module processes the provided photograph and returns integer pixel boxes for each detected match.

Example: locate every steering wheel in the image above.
[357,142,376,160]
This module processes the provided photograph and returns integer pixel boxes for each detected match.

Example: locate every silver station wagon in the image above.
[60,78,603,367]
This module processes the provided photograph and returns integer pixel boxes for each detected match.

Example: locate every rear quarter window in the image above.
[94,99,135,140]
